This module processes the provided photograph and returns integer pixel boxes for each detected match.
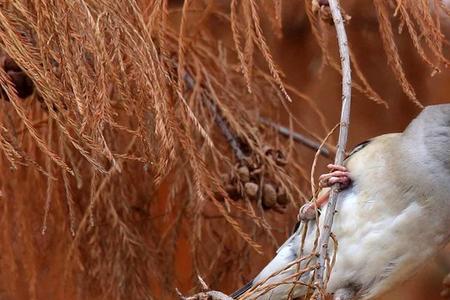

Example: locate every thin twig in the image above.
[259,116,330,157]
[183,73,246,161]
[176,275,233,300]
[177,289,233,300]
[314,0,352,296]
[203,96,246,160]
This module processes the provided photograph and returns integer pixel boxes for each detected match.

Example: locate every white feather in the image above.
[241,112,450,300]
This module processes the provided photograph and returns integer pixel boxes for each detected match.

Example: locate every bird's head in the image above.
[403,104,450,170]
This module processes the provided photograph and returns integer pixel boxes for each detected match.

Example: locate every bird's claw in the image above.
[298,164,351,221]
[297,202,318,221]
[318,164,351,189]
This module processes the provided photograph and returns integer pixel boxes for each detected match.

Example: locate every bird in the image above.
[231,104,450,300]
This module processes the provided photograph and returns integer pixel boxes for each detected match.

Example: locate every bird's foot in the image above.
[297,202,317,220]
[298,164,351,221]
[319,164,351,190]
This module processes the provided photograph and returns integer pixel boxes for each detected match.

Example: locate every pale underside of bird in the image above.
[231,104,450,300]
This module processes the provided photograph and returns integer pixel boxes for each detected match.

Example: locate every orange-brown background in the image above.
[179,1,450,299]
[1,1,450,300]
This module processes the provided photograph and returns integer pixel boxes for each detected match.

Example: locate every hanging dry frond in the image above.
[0,1,449,299]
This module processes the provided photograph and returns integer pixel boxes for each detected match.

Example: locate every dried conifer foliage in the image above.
[0,1,448,299]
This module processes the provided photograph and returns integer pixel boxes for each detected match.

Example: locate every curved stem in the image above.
[314,0,352,296]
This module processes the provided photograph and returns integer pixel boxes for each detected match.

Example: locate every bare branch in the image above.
[177,280,233,300]
[259,117,330,157]
[197,274,210,291]
[183,73,246,161]
[313,0,352,296]
[178,290,233,300]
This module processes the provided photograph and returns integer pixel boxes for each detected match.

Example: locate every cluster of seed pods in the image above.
[221,147,290,210]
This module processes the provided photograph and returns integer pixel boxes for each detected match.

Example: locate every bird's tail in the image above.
[229,280,253,299]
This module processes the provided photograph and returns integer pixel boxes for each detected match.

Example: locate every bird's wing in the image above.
[230,221,312,299]
[275,221,302,254]
[229,139,376,299]
[229,280,253,299]
[346,139,371,158]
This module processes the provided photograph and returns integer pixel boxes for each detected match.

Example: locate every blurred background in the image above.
[0,1,449,299]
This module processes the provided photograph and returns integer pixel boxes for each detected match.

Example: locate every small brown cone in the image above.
[276,186,289,205]
[237,165,250,183]
[262,183,277,208]
[244,182,259,199]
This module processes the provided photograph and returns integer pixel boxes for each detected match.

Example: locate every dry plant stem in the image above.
[184,73,246,161]
[177,275,233,300]
[314,0,352,296]
[178,290,233,300]
[259,116,330,157]
[203,96,245,161]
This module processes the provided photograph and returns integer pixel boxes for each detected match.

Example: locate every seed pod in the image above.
[237,165,250,183]
[262,145,274,157]
[244,182,259,199]
[262,183,277,209]
[276,186,289,205]
[225,184,240,200]
[274,150,288,166]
